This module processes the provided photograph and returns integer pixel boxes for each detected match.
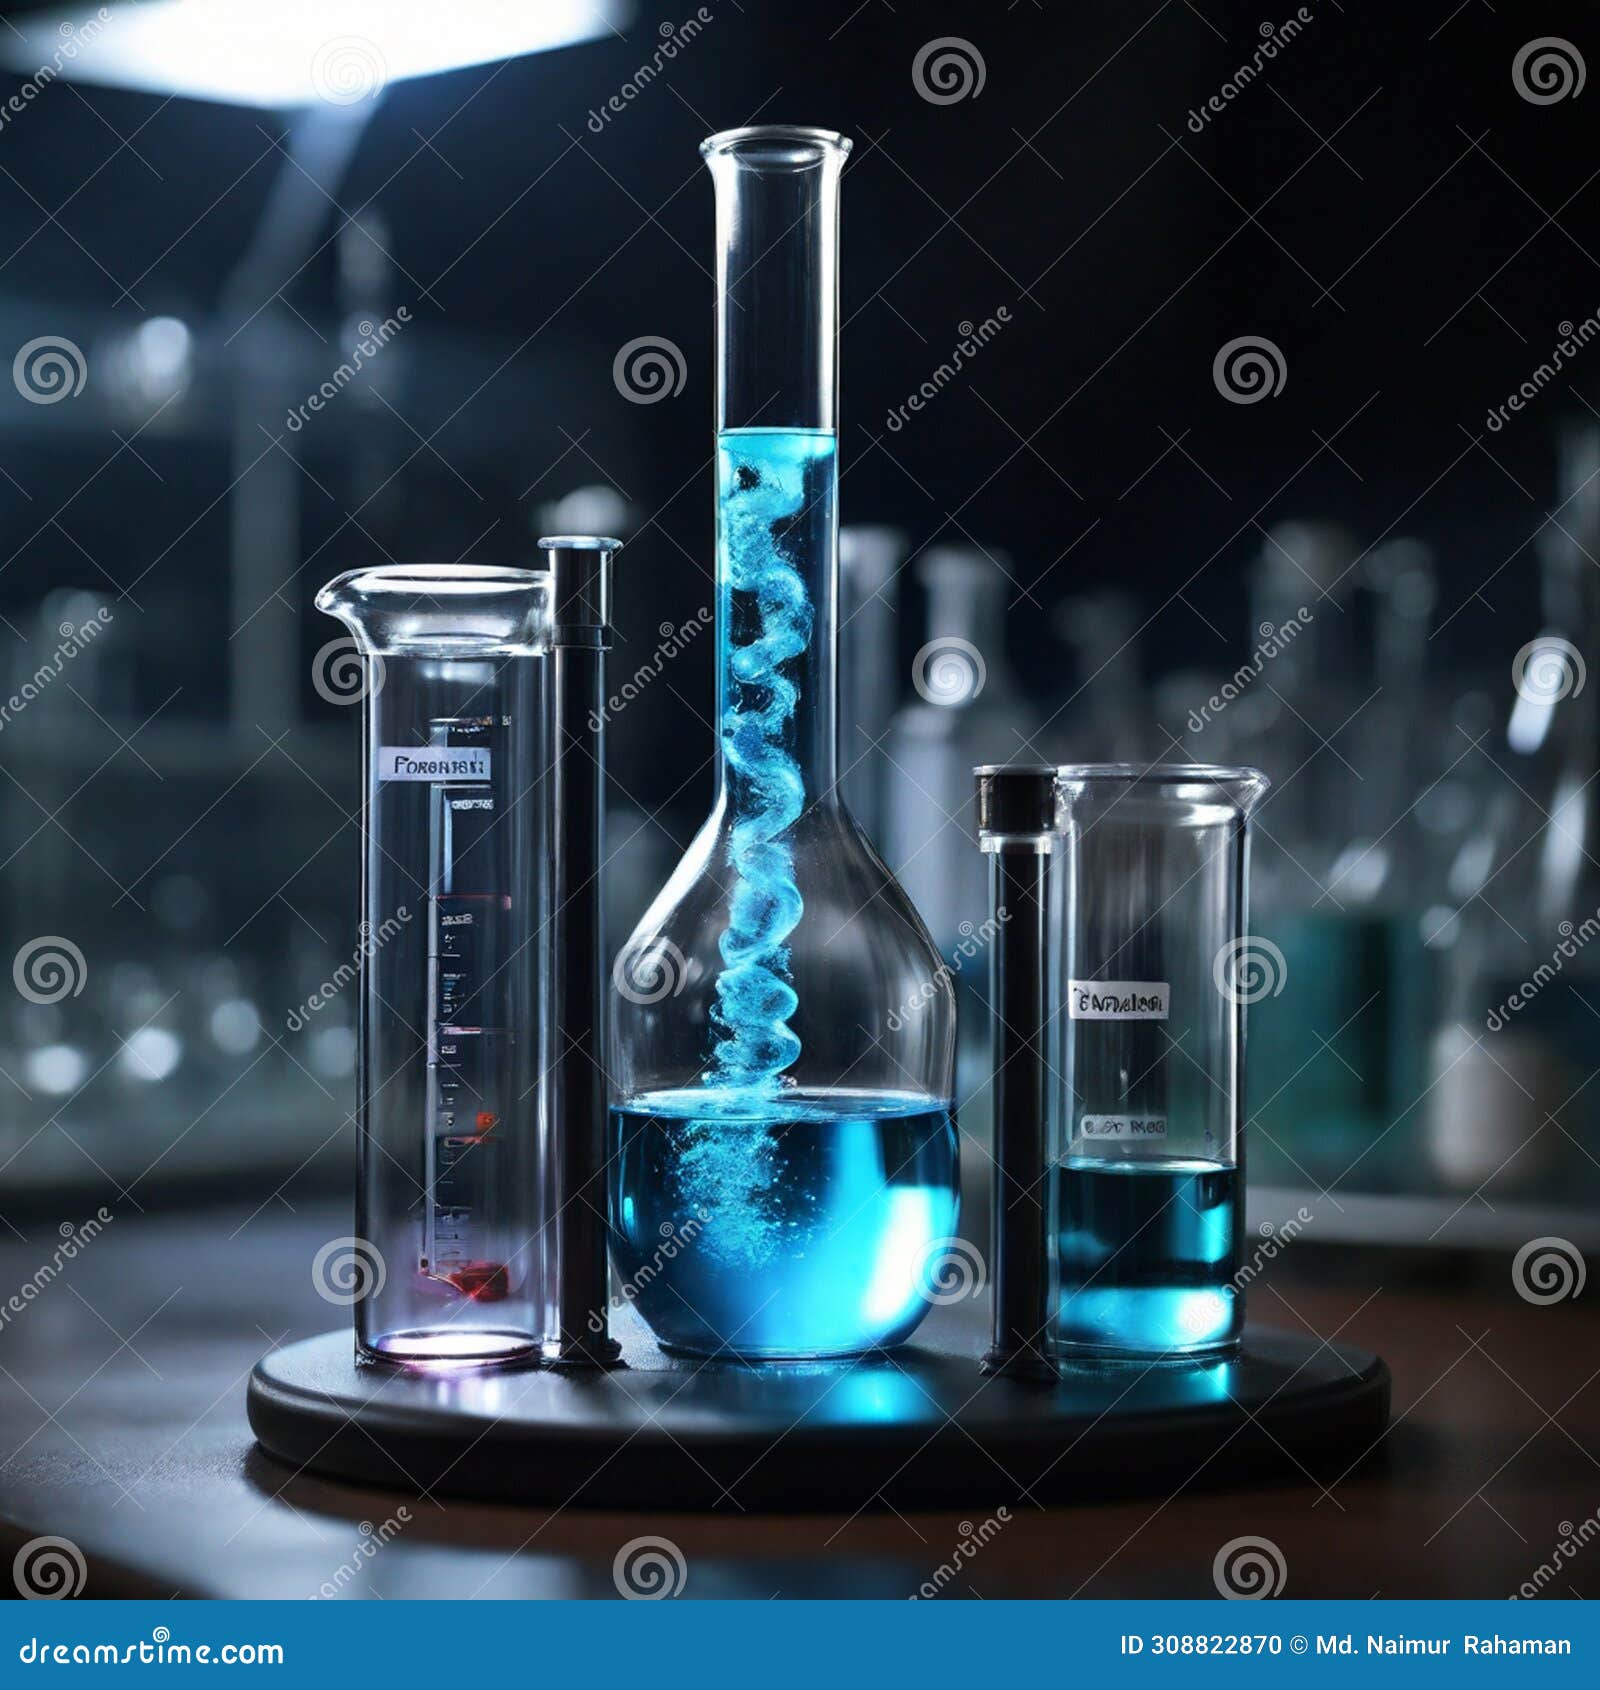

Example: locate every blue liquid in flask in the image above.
[610,1090,960,1358]
[1055,1157,1242,1357]
[610,427,959,1357]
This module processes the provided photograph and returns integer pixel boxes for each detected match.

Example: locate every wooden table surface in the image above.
[0,1199,1594,1600]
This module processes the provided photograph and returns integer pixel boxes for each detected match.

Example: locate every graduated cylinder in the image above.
[316,565,552,1364]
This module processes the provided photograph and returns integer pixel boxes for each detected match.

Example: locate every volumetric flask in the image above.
[609,128,958,1360]
[316,565,552,1366]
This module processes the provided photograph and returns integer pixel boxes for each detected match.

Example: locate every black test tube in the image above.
[541,536,625,1368]
[975,765,1059,1380]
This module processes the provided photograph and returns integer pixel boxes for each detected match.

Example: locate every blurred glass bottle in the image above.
[1427,423,1600,1197]
[839,525,906,846]
[884,544,1034,961]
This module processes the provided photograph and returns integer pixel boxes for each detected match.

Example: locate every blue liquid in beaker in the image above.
[610,1089,960,1358]
[1055,1157,1242,1356]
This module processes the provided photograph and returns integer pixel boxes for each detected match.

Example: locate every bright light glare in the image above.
[1,1,628,109]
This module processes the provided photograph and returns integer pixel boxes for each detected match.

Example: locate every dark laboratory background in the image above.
[0,0,1597,1262]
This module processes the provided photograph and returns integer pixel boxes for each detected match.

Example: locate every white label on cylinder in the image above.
[1078,1115,1168,1139]
[1067,980,1169,1020]
[378,746,491,782]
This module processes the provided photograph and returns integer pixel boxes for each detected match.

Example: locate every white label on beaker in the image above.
[378,746,491,783]
[1078,1114,1168,1140]
[1067,980,1169,1020]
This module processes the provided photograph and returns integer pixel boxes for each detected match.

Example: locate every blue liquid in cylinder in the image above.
[611,1091,960,1358]
[1055,1157,1242,1356]
[611,427,959,1357]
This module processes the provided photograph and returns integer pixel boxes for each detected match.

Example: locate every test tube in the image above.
[976,763,1268,1365]
[316,565,553,1366]
[975,765,1059,1379]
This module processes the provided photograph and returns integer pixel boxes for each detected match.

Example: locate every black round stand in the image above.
[247,1305,1388,1511]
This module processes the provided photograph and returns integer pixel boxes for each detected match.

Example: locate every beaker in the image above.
[609,127,959,1360]
[315,564,553,1366]
[978,763,1268,1366]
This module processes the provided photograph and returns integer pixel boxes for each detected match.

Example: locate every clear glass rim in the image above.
[700,124,852,166]
[1054,761,1267,788]
[315,563,547,605]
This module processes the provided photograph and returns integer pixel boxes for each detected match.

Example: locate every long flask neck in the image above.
[704,128,850,806]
